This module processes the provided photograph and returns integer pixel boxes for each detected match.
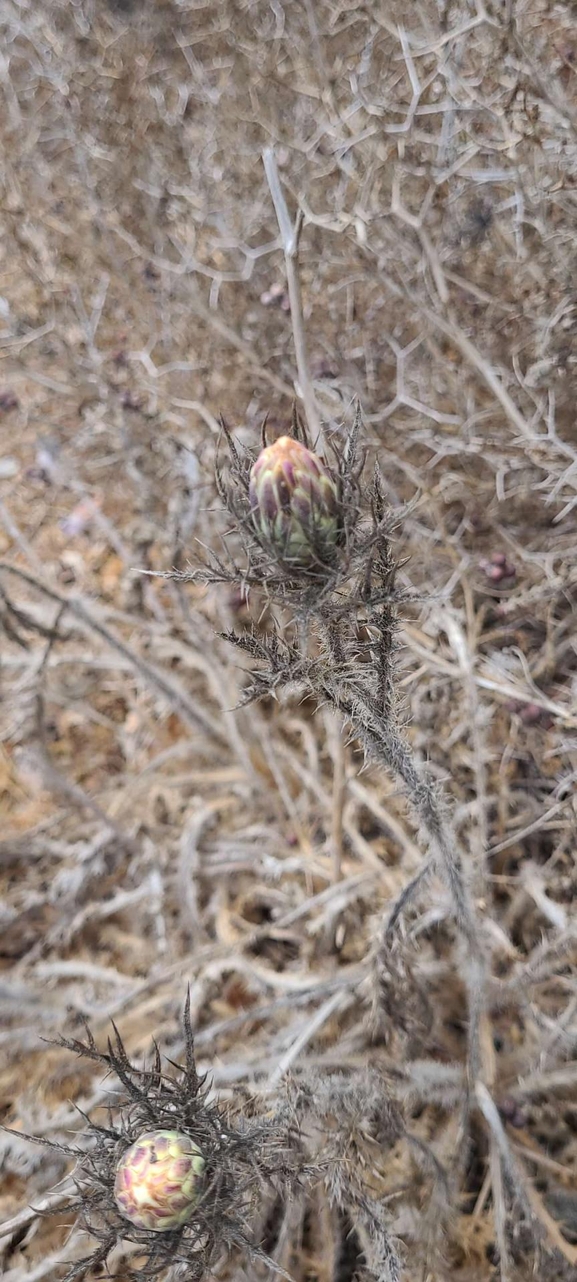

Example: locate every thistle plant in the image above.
[208,408,369,614]
[5,997,428,1282]
[2,412,520,1282]
[172,407,487,1080]
[17,997,305,1282]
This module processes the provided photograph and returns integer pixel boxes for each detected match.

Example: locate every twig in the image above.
[0,500,46,575]
[0,562,227,746]
[178,804,218,939]
[263,147,324,448]
[109,220,293,399]
[268,990,352,1085]
[324,706,347,882]
[475,1082,532,1214]
[0,1179,75,1244]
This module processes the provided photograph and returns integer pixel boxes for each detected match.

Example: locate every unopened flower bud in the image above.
[114,1130,204,1232]
[249,435,340,568]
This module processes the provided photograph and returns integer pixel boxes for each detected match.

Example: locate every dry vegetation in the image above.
[1,0,577,1279]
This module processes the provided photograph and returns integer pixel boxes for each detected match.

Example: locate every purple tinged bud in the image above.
[114,1130,205,1233]
[249,435,340,567]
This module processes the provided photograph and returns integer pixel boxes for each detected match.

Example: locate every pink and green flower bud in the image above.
[114,1130,205,1232]
[249,435,340,567]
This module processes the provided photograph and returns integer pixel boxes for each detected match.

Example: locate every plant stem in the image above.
[262,147,324,450]
[323,674,487,1080]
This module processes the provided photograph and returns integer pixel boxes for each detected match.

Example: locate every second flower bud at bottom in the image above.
[114,1130,205,1232]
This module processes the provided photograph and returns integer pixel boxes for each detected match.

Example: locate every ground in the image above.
[0,2,576,1280]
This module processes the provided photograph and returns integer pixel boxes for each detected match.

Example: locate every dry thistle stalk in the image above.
[133,408,542,1275]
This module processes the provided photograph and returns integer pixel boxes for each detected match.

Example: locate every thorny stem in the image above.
[0,561,225,746]
[321,669,487,1083]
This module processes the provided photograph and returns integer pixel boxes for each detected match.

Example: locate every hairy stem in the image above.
[322,673,487,1080]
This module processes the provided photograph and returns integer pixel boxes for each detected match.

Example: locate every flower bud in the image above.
[114,1130,205,1232]
[249,435,340,567]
